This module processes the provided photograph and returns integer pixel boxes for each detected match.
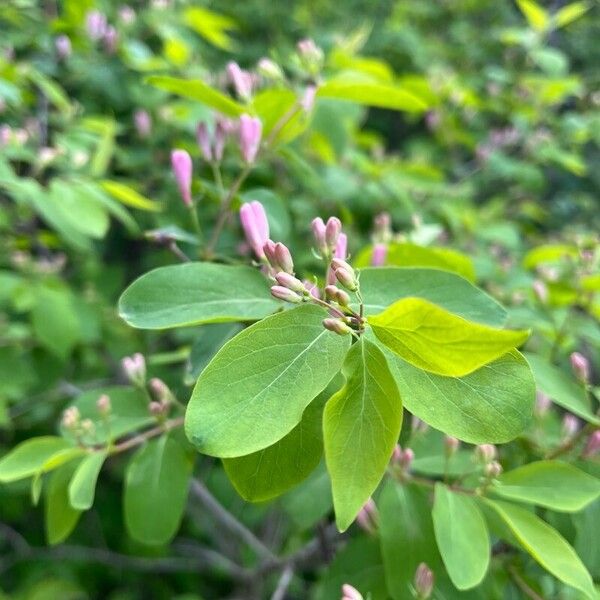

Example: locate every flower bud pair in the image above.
[322,318,353,336]
[239,114,262,164]
[311,216,342,255]
[324,285,350,307]
[330,258,358,292]
[391,444,414,470]
[197,116,233,163]
[263,240,294,274]
[122,353,146,387]
[475,444,497,463]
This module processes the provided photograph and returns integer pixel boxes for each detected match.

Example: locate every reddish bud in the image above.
[414,563,434,599]
[341,583,364,600]
[355,498,378,534]
[476,444,497,463]
[196,122,213,162]
[274,242,294,274]
[325,217,342,248]
[582,430,600,459]
[371,243,387,267]
[240,201,270,260]
[271,285,302,304]
[227,62,253,100]
[55,35,72,59]
[304,280,320,299]
[275,272,306,293]
[239,114,262,163]
[562,413,579,439]
[570,352,590,383]
[322,318,352,335]
[301,85,317,112]
[171,149,193,206]
[134,109,152,138]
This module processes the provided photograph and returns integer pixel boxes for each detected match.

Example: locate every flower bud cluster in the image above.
[197,116,234,163]
[122,353,146,387]
[391,444,414,472]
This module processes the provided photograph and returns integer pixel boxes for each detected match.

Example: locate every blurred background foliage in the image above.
[0,0,599,598]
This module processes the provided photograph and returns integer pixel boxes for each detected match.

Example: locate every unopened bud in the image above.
[103,25,118,54]
[134,109,152,138]
[414,563,434,599]
[562,413,579,439]
[86,10,107,41]
[196,122,213,162]
[334,267,358,292]
[96,394,111,416]
[171,149,193,206]
[312,217,328,253]
[149,378,172,405]
[341,583,364,600]
[391,444,414,470]
[476,444,497,463]
[304,280,320,299]
[274,242,294,274]
[275,272,306,293]
[122,353,146,386]
[532,280,548,304]
[535,391,551,416]
[80,419,95,434]
[62,406,80,429]
[325,285,350,306]
[240,201,270,260]
[55,35,72,59]
[297,38,324,73]
[238,114,262,163]
[301,85,317,112]
[484,460,503,478]
[582,430,600,459]
[257,57,283,80]
[371,243,387,267]
[149,401,164,416]
[444,436,460,457]
[322,318,352,336]
[570,352,590,383]
[325,217,342,248]
[271,285,303,304]
[355,498,378,534]
[227,62,253,100]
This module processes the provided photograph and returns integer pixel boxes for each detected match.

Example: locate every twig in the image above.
[168,241,191,263]
[190,478,277,562]
[508,565,545,600]
[271,565,294,600]
[545,423,592,459]
[108,416,185,455]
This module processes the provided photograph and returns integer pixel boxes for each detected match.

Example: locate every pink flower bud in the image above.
[96,394,111,415]
[239,114,262,163]
[301,85,317,112]
[257,58,283,80]
[334,233,348,259]
[134,109,152,138]
[275,242,294,274]
[582,430,600,459]
[0,125,11,146]
[86,10,108,41]
[322,318,352,336]
[171,149,193,206]
[325,285,350,306]
[275,272,306,293]
[297,38,324,70]
[240,201,270,260]
[55,35,72,59]
[485,460,503,478]
[562,413,579,439]
[304,280,320,299]
[334,268,357,291]
[371,243,387,267]
[532,280,548,304]
[119,6,136,24]
[214,116,233,162]
[149,401,164,416]
[196,122,213,162]
[271,285,302,304]
[227,62,253,100]
[444,436,460,456]
[122,353,146,386]
[414,563,434,599]
[312,217,327,253]
[570,352,590,383]
[341,584,364,600]
[62,406,80,429]
[476,444,497,463]
[263,239,278,267]
[103,25,118,54]
[355,498,378,534]
[149,378,172,405]
[325,217,342,248]
[390,444,414,470]
[535,391,551,416]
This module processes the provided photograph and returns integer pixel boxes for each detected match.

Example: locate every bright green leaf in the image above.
[223,384,331,502]
[516,0,549,31]
[432,484,490,589]
[324,339,402,532]
[146,76,245,117]
[492,461,600,512]
[68,451,107,510]
[186,304,351,457]
[119,263,280,330]
[183,7,237,51]
[369,297,529,377]
[124,436,192,545]
[522,244,578,269]
[483,499,595,599]
[0,437,72,483]
[378,344,535,443]
[318,79,428,112]
[45,461,82,545]
[101,180,162,212]
[359,267,507,326]
[555,2,590,28]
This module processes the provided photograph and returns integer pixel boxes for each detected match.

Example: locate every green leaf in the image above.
[68,451,107,510]
[555,2,590,27]
[524,353,599,425]
[323,339,402,531]
[223,384,330,502]
[378,344,535,443]
[318,79,428,112]
[516,0,549,31]
[183,7,237,50]
[483,499,596,599]
[359,267,507,327]
[61,386,153,444]
[379,480,442,599]
[369,297,529,377]
[185,304,351,457]
[101,180,162,212]
[45,461,82,545]
[124,436,193,545]
[432,484,490,589]
[492,461,600,512]
[146,76,246,117]
[356,243,475,281]
[522,244,578,269]
[119,263,280,330]
[0,437,72,483]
